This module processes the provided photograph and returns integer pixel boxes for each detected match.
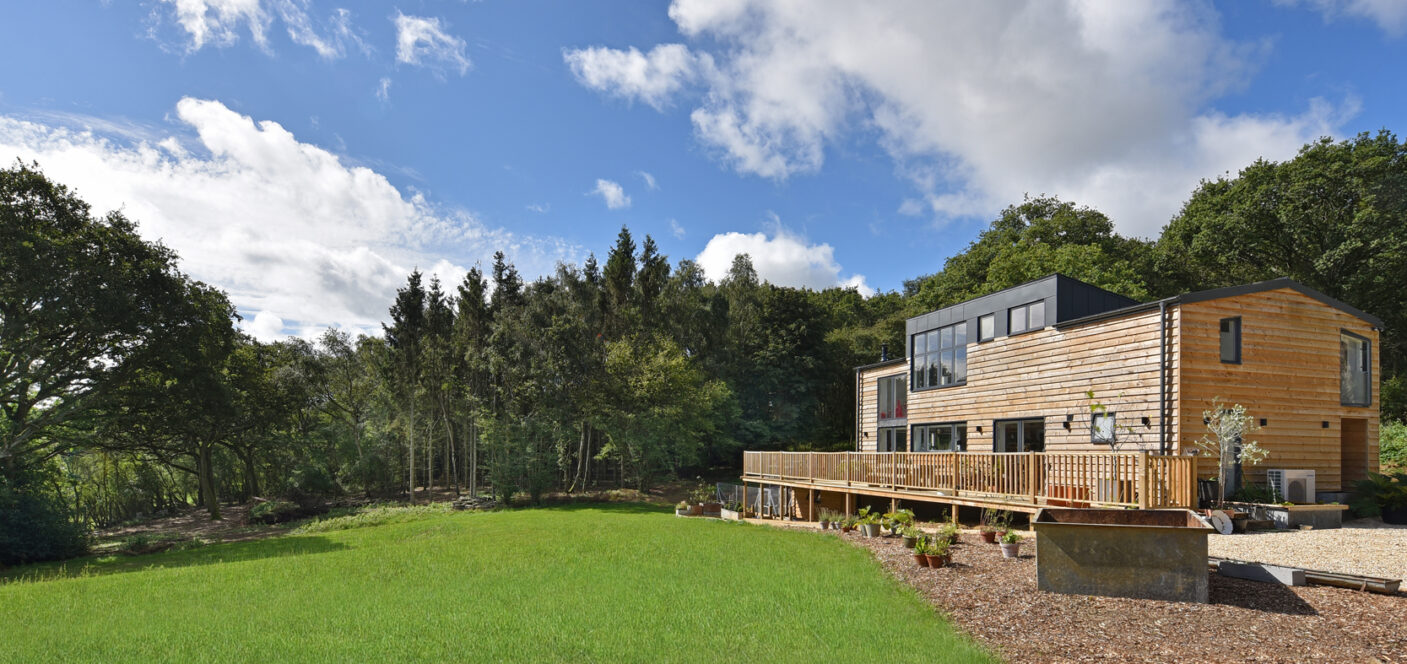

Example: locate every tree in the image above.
[383,271,427,500]
[0,163,193,470]
[1193,400,1268,504]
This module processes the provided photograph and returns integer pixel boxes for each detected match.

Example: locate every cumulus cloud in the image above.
[1278,0,1407,36]
[0,99,575,340]
[563,44,707,110]
[695,229,872,295]
[590,179,631,209]
[153,0,367,58]
[393,13,471,76]
[568,1,1355,236]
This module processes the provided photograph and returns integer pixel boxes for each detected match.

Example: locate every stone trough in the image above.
[1033,508,1215,603]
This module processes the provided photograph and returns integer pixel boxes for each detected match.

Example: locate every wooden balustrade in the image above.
[742,450,1197,510]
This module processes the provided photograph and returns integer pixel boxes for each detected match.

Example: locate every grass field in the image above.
[0,504,992,663]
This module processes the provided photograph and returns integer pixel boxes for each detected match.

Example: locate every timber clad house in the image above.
[742,274,1380,516]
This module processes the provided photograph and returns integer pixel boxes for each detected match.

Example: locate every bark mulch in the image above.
[841,529,1407,663]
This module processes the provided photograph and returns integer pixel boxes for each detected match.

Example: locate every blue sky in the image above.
[1,1,1404,339]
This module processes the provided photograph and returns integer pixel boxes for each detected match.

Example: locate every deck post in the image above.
[806,488,814,522]
[1137,451,1150,509]
[807,453,813,483]
[1027,453,1038,505]
[845,491,854,518]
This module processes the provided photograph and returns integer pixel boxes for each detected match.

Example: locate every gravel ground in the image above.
[828,527,1407,663]
[1207,518,1407,582]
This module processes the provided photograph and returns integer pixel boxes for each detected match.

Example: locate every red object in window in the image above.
[896,404,905,417]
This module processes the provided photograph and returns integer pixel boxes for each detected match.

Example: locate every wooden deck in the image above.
[742,451,1198,515]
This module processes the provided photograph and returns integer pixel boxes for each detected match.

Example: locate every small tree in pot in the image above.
[1193,399,1268,506]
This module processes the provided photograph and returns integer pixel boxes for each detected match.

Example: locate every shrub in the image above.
[249,500,302,524]
[1349,472,1407,518]
[0,468,89,566]
[285,464,338,507]
[1381,420,1407,472]
[1229,483,1280,504]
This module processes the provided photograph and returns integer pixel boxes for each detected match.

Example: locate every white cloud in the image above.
[1278,0,1407,36]
[393,13,471,76]
[668,218,686,238]
[0,99,575,340]
[590,179,631,209]
[696,229,872,295]
[376,76,392,102]
[570,1,1355,237]
[526,202,550,213]
[636,170,658,190]
[563,44,707,111]
[153,0,367,58]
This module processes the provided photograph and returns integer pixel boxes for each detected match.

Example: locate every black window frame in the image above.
[1219,316,1242,364]
[992,417,1046,453]
[977,313,995,342]
[877,426,908,453]
[1340,329,1372,407]
[1007,300,1046,336]
[911,422,968,452]
[876,374,908,423]
[911,321,967,391]
[1091,411,1116,444]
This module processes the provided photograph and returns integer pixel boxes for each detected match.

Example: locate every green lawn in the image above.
[0,504,992,663]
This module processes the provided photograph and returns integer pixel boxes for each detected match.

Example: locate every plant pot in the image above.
[914,553,929,567]
[901,535,917,548]
[1383,505,1407,525]
[861,523,882,537]
[1000,542,1021,559]
[819,520,830,530]
[980,530,997,544]
[841,526,853,533]
[925,554,946,568]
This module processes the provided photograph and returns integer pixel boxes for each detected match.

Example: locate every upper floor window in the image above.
[877,374,907,421]
[977,314,995,341]
[1091,412,1116,444]
[1008,301,1045,335]
[1220,317,1241,363]
[1341,331,1371,406]
[912,322,967,389]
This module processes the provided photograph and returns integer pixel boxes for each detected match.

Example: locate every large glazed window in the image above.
[1340,331,1371,406]
[913,422,967,452]
[995,418,1045,452]
[912,321,967,389]
[877,374,907,422]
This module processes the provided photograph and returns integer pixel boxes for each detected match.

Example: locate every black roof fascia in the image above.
[855,358,907,372]
[1055,277,1383,330]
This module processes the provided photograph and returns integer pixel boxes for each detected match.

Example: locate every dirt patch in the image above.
[96,504,288,548]
[823,525,1407,663]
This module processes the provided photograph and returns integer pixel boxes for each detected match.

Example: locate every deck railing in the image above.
[742,450,1197,509]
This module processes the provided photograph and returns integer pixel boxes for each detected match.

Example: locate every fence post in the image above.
[1137,451,1150,509]
[808,452,814,483]
[1027,453,1038,504]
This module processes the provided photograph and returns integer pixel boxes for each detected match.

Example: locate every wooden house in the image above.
[743,275,1379,516]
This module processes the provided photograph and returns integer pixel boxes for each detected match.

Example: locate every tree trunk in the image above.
[197,444,221,520]
[408,398,416,503]
[241,448,261,500]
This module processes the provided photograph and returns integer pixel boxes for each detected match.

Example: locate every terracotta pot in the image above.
[925,554,946,568]
[980,530,997,544]
[914,553,929,567]
[841,526,853,533]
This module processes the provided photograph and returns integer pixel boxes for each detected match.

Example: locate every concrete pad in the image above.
[1219,561,1306,586]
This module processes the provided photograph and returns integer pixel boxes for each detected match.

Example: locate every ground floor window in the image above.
[994,418,1045,452]
[878,426,907,452]
[912,422,966,452]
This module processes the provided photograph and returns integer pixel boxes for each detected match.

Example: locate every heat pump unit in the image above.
[1266,469,1315,504]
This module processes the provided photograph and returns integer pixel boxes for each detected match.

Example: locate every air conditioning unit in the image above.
[1266,469,1315,504]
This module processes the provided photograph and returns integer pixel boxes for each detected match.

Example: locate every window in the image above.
[1220,317,1241,363]
[1341,331,1371,406]
[977,314,995,342]
[877,374,907,421]
[912,322,967,389]
[995,418,1045,452]
[878,427,907,452]
[913,423,967,452]
[1008,301,1046,335]
[1091,412,1116,444]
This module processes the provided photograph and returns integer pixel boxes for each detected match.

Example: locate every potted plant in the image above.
[840,516,856,533]
[675,500,690,516]
[818,508,840,530]
[689,483,719,515]
[720,501,742,521]
[936,522,959,547]
[856,507,883,537]
[999,531,1022,559]
[925,536,951,568]
[1350,472,1407,524]
[883,508,915,535]
[979,508,1011,543]
[900,525,921,548]
[912,537,930,567]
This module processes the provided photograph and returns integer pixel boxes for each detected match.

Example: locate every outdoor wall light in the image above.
[976,426,983,434]
[1062,421,1071,430]
[1065,413,1074,422]
[1141,416,1151,427]
[1322,421,1330,429]
[1259,418,1267,427]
